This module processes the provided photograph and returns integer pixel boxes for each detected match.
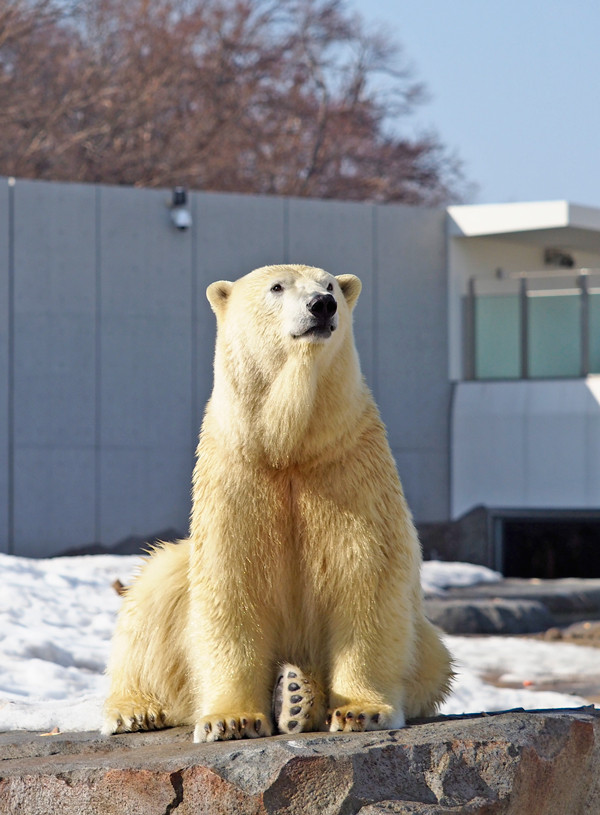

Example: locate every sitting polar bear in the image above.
[102,264,453,742]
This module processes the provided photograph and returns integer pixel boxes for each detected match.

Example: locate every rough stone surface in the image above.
[441,579,600,626]
[424,598,556,634]
[1,709,599,814]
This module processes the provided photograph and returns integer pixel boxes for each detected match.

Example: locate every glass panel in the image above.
[475,294,520,379]
[528,292,580,378]
[590,293,600,374]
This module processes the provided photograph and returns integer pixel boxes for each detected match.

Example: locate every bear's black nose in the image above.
[307,294,337,319]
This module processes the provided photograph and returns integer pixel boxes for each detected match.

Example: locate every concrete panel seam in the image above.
[191,192,199,464]
[7,179,15,555]
[94,185,102,544]
[283,197,290,264]
[371,204,379,400]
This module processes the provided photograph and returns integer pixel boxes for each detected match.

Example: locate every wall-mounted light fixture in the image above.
[169,187,192,231]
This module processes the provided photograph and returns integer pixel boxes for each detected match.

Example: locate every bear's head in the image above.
[206,264,361,362]
[204,265,365,465]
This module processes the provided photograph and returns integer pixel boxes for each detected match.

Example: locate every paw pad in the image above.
[272,663,325,735]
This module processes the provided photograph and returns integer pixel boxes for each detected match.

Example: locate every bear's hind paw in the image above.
[194,713,272,743]
[272,664,326,735]
[327,704,405,733]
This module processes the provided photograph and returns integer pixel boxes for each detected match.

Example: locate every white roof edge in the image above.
[447,200,600,238]
[568,202,600,233]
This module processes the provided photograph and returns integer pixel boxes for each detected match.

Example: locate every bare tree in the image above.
[0,0,468,203]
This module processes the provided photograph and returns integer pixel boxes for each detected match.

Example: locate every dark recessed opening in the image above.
[502,519,600,578]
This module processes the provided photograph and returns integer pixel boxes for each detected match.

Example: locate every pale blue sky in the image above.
[351,0,600,207]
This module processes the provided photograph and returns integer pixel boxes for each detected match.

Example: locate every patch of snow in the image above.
[421,560,501,595]
[0,553,595,733]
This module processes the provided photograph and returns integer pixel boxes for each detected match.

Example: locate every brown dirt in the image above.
[526,620,600,648]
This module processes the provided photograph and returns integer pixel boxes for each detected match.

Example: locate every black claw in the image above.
[216,720,226,734]
[357,713,366,722]
[241,717,248,728]
[254,719,262,734]
[335,710,341,718]
[287,671,297,678]
[372,713,380,724]
[325,715,332,725]
[290,694,302,704]
[288,683,300,692]
[346,712,354,719]
[287,720,298,730]
[290,705,302,716]
[204,722,212,733]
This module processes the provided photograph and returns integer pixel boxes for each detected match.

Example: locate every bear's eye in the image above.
[271,283,283,293]
[327,282,333,292]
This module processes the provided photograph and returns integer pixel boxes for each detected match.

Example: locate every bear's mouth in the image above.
[293,323,336,339]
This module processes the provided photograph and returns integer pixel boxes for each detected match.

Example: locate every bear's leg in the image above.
[272,664,327,734]
[191,649,275,743]
[188,573,276,743]
[326,664,407,733]
[325,600,413,733]
[188,588,276,743]
[402,616,454,720]
[102,541,194,736]
[188,461,302,743]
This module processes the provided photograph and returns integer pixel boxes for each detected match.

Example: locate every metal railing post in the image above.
[580,273,590,377]
[519,277,529,379]
[464,277,476,380]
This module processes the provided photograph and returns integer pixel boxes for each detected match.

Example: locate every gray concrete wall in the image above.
[375,205,449,521]
[0,177,449,556]
[12,180,97,555]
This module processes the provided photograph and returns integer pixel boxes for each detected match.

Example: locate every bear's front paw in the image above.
[102,703,166,735]
[327,704,405,733]
[193,713,273,743]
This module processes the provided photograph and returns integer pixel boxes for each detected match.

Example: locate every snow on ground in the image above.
[440,636,593,716]
[0,553,596,733]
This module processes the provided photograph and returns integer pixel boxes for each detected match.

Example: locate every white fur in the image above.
[103,264,453,741]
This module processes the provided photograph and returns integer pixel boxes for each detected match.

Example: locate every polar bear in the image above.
[102,264,452,742]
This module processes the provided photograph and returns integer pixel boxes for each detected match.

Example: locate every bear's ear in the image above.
[336,274,362,310]
[206,280,233,315]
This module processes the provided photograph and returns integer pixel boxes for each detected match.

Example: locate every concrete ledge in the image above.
[1,709,599,814]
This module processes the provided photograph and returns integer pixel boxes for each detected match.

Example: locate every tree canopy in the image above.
[0,0,468,203]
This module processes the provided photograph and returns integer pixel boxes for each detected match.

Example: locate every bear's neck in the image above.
[206,341,368,467]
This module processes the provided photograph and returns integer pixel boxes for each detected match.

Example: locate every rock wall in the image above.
[1,709,599,814]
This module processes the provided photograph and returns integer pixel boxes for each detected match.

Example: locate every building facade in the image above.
[2,178,600,574]
[448,202,600,576]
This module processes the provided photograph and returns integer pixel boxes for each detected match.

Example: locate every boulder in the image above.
[424,598,556,634]
[1,708,599,814]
